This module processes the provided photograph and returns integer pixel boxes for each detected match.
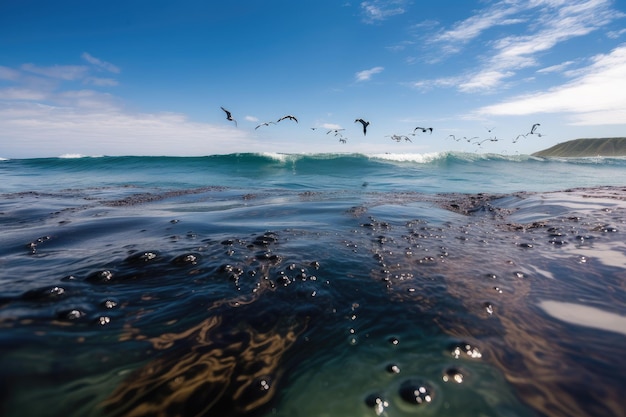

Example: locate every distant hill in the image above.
[532,137,626,157]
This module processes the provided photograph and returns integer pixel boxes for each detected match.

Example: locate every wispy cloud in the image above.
[430,3,527,53]
[607,28,626,39]
[82,52,120,73]
[0,55,254,157]
[473,44,626,125]
[537,60,577,74]
[0,101,253,157]
[0,66,21,81]
[355,66,384,81]
[419,0,623,93]
[360,0,407,23]
[21,63,89,81]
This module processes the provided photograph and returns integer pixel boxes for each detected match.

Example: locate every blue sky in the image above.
[1,0,625,158]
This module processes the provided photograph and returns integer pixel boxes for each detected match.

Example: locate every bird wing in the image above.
[277,115,298,123]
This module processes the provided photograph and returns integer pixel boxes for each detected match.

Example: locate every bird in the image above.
[326,128,345,135]
[413,126,433,134]
[277,115,298,123]
[255,121,276,129]
[513,134,527,143]
[355,118,370,136]
[387,134,411,142]
[220,107,237,127]
[473,137,499,146]
[530,123,541,134]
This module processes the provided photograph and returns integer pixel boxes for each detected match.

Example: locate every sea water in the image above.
[0,152,625,417]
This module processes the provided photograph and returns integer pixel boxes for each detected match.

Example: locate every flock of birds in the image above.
[220,107,543,147]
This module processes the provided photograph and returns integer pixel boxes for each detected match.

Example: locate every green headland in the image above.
[532,137,626,157]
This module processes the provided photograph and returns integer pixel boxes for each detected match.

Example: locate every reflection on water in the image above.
[539,300,626,336]
[0,186,625,417]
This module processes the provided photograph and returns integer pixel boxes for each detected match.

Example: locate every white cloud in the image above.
[474,44,626,125]
[431,2,525,46]
[607,28,626,39]
[0,87,49,101]
[0,56,254,157]
[0,66,21,81]
[421,0,622,93]
[458,70,515,93]
[21,63,89,81]
[0,101,255,157]
[355,66,384,81]
[360,0,406,23]
[84,77,119,87]
[81,52,121,73]
[537,60,576,74]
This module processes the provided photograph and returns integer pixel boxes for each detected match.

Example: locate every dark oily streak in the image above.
[103,186,226,207]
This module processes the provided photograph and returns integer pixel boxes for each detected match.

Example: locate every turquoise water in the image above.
[1,153,625,417]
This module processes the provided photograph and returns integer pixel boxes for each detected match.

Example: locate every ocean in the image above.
[1,152,625,417]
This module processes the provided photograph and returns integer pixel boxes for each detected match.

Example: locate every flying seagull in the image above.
[255,121,276,130]
[413,126,433,134]
[530,123,541,134]
[474,137,499,146]
[277,115,298,123]
[513,134,527,143]
[220,107,237,127]
[355,118,370,136]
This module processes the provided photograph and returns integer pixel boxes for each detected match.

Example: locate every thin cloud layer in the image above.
[360,0,407,23]
[0,54,253,157]
[81,52,121,74]
[474,44,626,125]
[419,0,622,93]
[355,66,384,81]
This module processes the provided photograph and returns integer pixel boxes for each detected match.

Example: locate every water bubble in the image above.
[57,309,86,320]
[365,393,388,415]
[102,299,118,309]
[86,270,114,283]
[399,379,435,405]
[484,302,494,315]
[386,363,401,374]
[442,367,465,384]
[125,251,158,263]
[97,316,111,326]
[388,336,400,346]
[449,341,482,359]
[22,286,66,301]
[171,253,199,265]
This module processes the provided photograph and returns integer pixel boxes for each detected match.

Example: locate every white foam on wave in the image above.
[368,152,445,163]
[58,153,105,159]
[259,152,300,163]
